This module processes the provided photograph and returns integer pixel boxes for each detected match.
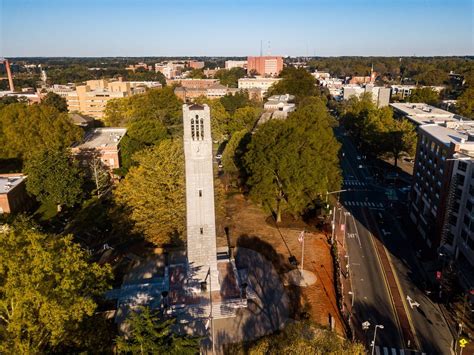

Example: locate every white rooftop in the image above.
[0,175,25,194]
[266,94,295,103]
[73,128,127,149]
[390,103,457,125]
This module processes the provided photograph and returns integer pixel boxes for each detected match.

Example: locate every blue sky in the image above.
[1,0,473,57]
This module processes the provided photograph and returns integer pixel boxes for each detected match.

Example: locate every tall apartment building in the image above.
[225,60,247,70]
[247,56,283,76]
[410,118,474,288]
[66,79,159,119]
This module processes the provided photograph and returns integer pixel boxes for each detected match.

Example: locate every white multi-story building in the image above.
[225,60,247,70]
[390,85,445,99]
[238,77,281,95]
[342,84,391,107]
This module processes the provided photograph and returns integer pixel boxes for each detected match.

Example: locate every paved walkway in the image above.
[197,247,290,354]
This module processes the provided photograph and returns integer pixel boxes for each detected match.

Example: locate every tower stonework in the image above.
[183,104,219,288]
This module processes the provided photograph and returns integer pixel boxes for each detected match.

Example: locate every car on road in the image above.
[356,155,361,160]
[216,154,222,159]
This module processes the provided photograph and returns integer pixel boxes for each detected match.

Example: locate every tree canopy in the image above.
[222,129,251,181]
[115,306,199,354]
[407,87,440,105]
[267,67,320,102]
[227,321,364,354]
[0,219,112,353]
[341,94,417,166]
[42,92,68,112]
[0,103,82,161]
[24,149,84,209]
[244,98,341,222]
[104,87,182,128]
[115,139,185,245]
[214,67,247,88]
[457,87,474,119]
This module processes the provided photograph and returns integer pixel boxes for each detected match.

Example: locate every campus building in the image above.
[66,79,161,119]
[225,60,247,70]
[247,56,283,76]
[238,77,281,95]
[0,174,29,214]
[390,85,445,100]
[342,84,391,107]
[409,118,474,289]
[71,127,127,170]
[390,103,457,126]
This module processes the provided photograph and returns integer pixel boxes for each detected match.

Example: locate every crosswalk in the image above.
[344,179,368,187]
[344,200,384,208]
[374,346,427,355]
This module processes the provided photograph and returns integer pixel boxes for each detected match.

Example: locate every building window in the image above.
[199,189,202,197]
[200,227,203,234]
[449,214,458,226]
[458,161,467,172]
[464,214,470,227]
[456,173,465,186]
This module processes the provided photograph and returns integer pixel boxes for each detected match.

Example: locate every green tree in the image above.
[227,321,364,354]
[187,68,206,79]
[222,129,251,183]
[0,103,82,160]
[115,139,185,245]
[215,67,247,88]
[24,149,84,211]
[0,219,112,353]
[267,67,320,102]
[383,118,417,167]
[457,87,474,119]
[220,91,254,115]
[244,99,341,222]
[407,87,440,105]
[42,92,68,112]
[340,93,377,145]
[115,306,199,354]
[228,106,262,134]
[104,87,182,129]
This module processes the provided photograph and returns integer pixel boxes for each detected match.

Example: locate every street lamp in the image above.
[371,324,384,355]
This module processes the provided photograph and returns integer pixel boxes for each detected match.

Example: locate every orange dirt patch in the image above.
[217,193,345,335]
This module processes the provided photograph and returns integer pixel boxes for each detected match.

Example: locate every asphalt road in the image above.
[335,128,452,354]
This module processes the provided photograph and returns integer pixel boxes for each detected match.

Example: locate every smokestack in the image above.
[4,59,14,92]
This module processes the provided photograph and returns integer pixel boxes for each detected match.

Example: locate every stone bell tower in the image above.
[182,104,219,288]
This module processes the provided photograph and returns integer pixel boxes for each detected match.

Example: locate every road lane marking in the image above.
[350,214,362,248]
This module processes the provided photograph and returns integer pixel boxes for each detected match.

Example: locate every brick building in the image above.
[0,174,29,214]
[247,56,283,76]
[71,128,127,170]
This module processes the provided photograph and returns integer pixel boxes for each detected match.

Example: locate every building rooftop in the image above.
[390,103,458,125]
[0,174,25,195]
[420,121,474,155]
[266,94,295,103]
[73,128,127,149]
